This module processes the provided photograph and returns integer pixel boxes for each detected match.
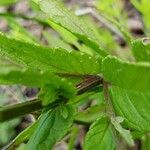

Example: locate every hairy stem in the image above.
[0,99,41,122]
[103,80,114,117]
[103,80,121,150]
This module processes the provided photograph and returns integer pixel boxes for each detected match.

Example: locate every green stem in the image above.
[0,99,41,122]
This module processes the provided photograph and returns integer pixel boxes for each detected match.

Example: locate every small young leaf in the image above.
[84,117,115,150]
[102,56,150,92]
[39,86,58,106]
[132,39,150,62]
[60,104,69,119]
[26,104,75,150]
[39,79,76,106]
[111,117,134,147]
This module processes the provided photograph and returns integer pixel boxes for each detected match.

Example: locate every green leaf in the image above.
[102,56,150,92]
[39,79,76,106]
[132,39,150,62]
[60,104,69,119]
[110,86,150,132]
[26,104,75,150]
[84,117,115,150]
[0,33,102,75]
[33,0,107,57]
[5,122,38,150]
[39,86,58,106]
[111,116,134,147]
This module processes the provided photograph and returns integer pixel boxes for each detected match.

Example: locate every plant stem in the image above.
[0,76,103,122]
[102,80,114,117]
[0,99,42,122]
[103,80,120,150]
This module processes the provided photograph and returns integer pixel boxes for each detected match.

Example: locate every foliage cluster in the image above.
[0,0,150,150]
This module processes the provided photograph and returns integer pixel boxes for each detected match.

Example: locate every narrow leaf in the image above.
[111,117,134,147]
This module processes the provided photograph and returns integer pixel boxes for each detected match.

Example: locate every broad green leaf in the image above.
[84,117,115,150]
[132,39,150,62]
[33,0,107,57]
[111,117,134,147]
[110,86,150,132]
[102,56,150,92]
[0,33,102,75]
[26,104,74,150]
